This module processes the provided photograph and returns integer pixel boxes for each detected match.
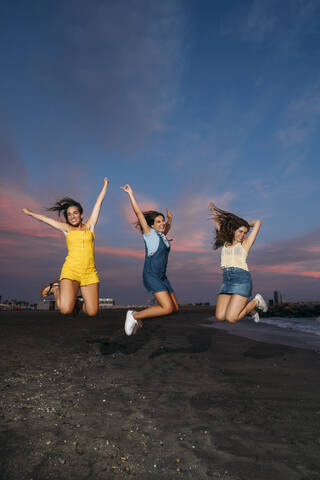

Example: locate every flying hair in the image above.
[48,197,83,225]
[135,210,165,233]
[211,206,250,249]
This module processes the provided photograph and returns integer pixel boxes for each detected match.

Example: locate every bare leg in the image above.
[133,291,176,321]
[80,283,99,317]
[225,295,258,323]
[215,294,232,322]
[170,291,179,312]
[52,279,79,315]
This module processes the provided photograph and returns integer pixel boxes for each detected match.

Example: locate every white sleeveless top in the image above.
[220,243,249,271]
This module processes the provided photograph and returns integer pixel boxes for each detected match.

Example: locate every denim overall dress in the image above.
[143,232,173,294]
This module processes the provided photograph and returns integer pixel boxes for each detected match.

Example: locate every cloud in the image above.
[0,183,61,240]
[0,138,28,187]
[276,81,320,148]
[171,191,234,253]
[96,244,143,260]
[220,0,320,48]
[1,179,319,304]
[45,0,187,151]
[250,228,320,280]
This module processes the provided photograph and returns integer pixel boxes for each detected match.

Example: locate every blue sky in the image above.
[0,0,319,304]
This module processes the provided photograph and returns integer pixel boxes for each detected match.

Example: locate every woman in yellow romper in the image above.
[22,178,109,316]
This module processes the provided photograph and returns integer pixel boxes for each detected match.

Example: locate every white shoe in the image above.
[255,294,268,313]
[251,311,260,323]
[125,310,138,336]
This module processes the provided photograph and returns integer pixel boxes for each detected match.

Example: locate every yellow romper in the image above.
[60,228,99,286]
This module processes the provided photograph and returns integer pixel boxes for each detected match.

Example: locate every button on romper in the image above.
[143,232,173,294]
[59,229,99,286]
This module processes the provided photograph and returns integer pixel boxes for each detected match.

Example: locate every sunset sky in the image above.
[1,0,319,304]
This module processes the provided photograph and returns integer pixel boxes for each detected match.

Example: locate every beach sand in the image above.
[1,308,320,480]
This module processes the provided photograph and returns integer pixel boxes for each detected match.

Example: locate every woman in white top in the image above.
[209,203,268,323]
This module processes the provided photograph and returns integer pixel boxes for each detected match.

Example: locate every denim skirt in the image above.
[218,267,252,298]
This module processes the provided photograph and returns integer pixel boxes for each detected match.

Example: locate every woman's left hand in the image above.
[104,177,109,187]
[166,208,173,220]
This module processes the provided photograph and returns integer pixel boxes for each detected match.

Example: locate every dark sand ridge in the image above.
[0,308,319,480]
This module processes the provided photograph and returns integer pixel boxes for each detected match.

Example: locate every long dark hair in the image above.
[48,197,83,225]
[135,210,165,233]
[212,206,250,249]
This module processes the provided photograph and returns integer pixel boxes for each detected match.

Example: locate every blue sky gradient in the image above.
[1,0,319,304]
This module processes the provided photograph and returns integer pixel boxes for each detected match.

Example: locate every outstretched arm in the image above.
[208,202,220,231]
[242,219,261,253]
[164,208,173,235]
[22,208,69,233]
[120,184,150,235]
[86,178,109,231]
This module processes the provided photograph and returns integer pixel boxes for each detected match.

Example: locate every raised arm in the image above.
[86,178,109,232]
[22,208,69,233]
[120,184,150,235]
[164,208,173,235]
[242,219,261,253]
[208,202,220,231]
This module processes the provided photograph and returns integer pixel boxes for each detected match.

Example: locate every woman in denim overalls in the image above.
[121,184,179,335]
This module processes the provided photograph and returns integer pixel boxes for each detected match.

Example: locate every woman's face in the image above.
[152,215,166,233]
[234,225,248,243]
[67,206,83,227]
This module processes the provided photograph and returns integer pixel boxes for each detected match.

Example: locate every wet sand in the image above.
[1,308,320,480]
[205,317,320,351]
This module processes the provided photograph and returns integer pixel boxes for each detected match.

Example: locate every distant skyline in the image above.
[0,0,319,304]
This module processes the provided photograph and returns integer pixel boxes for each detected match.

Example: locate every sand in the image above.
[1,308,320,480]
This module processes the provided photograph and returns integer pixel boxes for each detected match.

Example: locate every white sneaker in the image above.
[251,311,260,323]
[255,294,268,313]
[125,310,138,336]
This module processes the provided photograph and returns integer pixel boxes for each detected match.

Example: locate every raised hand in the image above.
[22,208,31,215]
[120,184,133,194]
[104,177,109,187]
[166,208,173,221]
[208,202,216,212]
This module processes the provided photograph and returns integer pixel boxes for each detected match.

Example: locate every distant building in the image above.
[36,298,56,311]
[0,303,11,311]
[99,298,115,309]
[273,291,284,305]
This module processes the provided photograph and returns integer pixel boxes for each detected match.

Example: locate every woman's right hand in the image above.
[208,202,216,212]
[22,208,31,215]
[121,184,133,194]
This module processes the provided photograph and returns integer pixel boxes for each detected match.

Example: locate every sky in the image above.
[0,0,319,305]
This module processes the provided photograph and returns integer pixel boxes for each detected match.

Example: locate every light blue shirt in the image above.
[143,228,170,256]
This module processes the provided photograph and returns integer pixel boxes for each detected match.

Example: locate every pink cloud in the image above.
[96,244,143,259]
[0,183,61,239]
[171,191,233,253]
[253,263,320,279]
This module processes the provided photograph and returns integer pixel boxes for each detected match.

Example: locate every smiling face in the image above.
[66,206,83,227]
[152,214,166,233]
[233,225,249,243]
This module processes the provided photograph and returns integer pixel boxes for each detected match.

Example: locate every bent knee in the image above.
[86,309,98,317]
[215,313,226,322]
[162,305,174,315]
[225,315,239,324]
[59,304,74,315]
